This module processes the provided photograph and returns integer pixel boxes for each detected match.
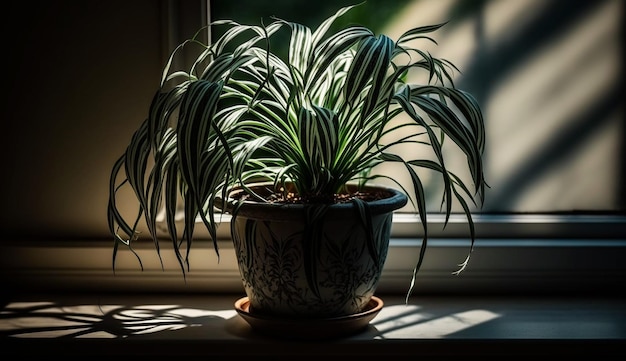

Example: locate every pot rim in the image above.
[221,182,408,219]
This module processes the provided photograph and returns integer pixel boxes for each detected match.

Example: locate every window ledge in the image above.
[1,236,625,295]
[0,293,624,356]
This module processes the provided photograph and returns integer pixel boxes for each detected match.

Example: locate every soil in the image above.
[235,189,393,205]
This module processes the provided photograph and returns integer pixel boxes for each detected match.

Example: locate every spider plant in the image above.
[108,2,486,298]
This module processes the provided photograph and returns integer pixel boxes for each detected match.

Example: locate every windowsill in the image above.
[2,235,625,295]
[1,231,625,356]
[1,292,624,356]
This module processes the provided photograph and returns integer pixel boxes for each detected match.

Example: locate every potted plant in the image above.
[108,2,486,330]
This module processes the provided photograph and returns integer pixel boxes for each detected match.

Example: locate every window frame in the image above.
[3,214,624,295]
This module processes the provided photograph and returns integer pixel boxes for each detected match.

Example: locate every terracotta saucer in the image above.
[234,296,383,340]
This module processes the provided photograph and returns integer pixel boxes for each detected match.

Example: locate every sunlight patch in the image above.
[372,305,500,339]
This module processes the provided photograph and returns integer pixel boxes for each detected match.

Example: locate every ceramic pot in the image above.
[226,184,407,318]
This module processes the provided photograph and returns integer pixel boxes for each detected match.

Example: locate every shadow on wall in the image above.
[455,0,624,211]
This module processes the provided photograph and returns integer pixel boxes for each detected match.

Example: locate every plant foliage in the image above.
[108,2,487,298]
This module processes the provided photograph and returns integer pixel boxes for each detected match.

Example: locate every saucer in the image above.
[234,296,383,340]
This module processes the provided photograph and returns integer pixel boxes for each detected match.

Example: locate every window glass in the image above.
[209,0,624,214]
